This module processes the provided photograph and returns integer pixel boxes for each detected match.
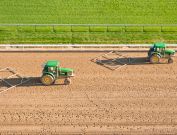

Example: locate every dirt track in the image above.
[0,52,177,134]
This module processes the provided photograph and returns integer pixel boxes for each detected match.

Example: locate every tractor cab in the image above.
[148,43,165,56]
[43,60,59,75]
[154,43,165,52]
[148,42,175,64]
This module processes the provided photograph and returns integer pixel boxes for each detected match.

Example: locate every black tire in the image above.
[168,58,173,64]
[64,78,71,85]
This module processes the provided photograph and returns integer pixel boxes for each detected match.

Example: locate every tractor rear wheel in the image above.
[150,54,160,64]
[41,74,55,86]
[168,58,173,64]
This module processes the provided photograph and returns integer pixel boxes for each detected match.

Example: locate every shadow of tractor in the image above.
[0,77,65,88]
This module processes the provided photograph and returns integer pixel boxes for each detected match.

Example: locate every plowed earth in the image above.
[0,52,177,134]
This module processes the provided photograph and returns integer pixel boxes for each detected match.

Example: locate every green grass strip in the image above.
[125,27,143,32]
[71,26,89,32]
[143,26,161,32]
[54,26,71,32]
[89,26,107,32]
[107,27,123,32]
[162,27,177,32]
[0,26,17,32]
[17,26,35,32]
[35,26,53,32]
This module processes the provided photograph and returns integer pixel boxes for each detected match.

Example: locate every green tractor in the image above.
[148,43,175,64]
[41,60,74,85]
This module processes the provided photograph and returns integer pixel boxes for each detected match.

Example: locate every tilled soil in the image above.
[0,52,177,134]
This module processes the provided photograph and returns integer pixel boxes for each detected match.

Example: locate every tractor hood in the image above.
[60,67,73,73]
[165,49,175,55]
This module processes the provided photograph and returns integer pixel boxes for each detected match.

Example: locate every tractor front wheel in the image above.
[41,74,55,86]
[150,54,160,64]
[64,78,71,85]
[168,58,173,64]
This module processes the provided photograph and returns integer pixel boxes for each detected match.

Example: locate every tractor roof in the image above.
[154,42,166,48]
[45,60,60,67]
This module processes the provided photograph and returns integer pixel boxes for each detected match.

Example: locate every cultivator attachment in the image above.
[91,51,135,70]
[0,67,31,94]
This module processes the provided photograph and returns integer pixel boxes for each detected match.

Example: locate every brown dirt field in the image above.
[0,52,177,134]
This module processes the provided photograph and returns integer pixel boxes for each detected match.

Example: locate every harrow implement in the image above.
[91,51,135,70]
[0,67,31,94]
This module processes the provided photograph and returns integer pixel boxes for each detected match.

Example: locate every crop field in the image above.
[0,0,177,24]
[0,52,177,134]
[0,0,177,44]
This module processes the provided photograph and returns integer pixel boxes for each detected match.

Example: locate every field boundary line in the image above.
[1,24,177,33]
[1,24,177,26]
[0,44,177,52]
[0,44,177,47]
